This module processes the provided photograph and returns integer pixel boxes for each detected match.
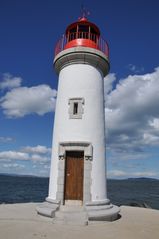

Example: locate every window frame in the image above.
[68,98,85,119]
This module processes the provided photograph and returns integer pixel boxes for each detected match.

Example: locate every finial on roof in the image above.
[78,4,90,21]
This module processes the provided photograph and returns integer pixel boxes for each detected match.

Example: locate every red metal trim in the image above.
[64,39,98,50]
[54,32,109,58]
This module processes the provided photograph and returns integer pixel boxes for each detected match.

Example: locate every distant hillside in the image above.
[127,177,159,181]
[0,173,47,178]
[0,173,158,181]
[108,177,159,181]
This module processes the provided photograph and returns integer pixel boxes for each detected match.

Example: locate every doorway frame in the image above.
[56,142,93,205]
[64,150,84,204]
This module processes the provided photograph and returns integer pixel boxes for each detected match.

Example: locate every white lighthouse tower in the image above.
[37,16,119,222]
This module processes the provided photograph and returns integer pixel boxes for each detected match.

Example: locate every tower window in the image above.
[73,102,78,115]
[68,98,85,119]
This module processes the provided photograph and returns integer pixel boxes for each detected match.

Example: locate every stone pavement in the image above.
[0,203,159,239]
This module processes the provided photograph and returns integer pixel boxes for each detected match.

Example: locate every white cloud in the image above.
[31,154,50,162]
[108,170,157,178]
[44,165,50,169]
[104,73,116,95]
[38,169,49,177]
[3,163,25,168]
[105,67,159,178]
[0,84,57,118]
[0,137,14,143]
[0,73,22,90]
[106,67,159,153]
[0,151,29,160]
[127,64,144,73]
[149,118,159,130]
[22,145,51,154]
[133,171,157,177]
[143,133,159,145]
[0,145,51,176]
[108,170,127,177]
[0,146,51,163]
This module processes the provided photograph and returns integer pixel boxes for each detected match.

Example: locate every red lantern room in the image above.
[55,17,109,58]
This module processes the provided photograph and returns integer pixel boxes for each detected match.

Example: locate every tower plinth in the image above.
[36,17,119,223]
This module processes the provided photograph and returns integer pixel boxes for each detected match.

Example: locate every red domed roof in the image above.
[65,17,100,36]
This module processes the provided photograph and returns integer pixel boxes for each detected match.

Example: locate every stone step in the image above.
[60,205,85,212]
[85,204,113,212]
[54,208,88,226]
[36,202,59,218]
[87,205,120,221]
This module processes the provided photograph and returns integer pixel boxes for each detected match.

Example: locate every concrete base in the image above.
[1,203,159,239]
[85,200,120,221]
[36,199,120,224]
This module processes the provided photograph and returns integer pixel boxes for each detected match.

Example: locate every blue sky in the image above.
[0,0,159,178]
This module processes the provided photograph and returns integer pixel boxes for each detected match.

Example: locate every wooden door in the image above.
[64,151,84,201]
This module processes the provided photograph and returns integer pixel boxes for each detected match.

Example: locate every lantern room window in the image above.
[78,25,89,32]
[69,27,76,33]
[66,21,100,43]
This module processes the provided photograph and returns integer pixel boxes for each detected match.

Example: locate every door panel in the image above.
[64,151,84,201]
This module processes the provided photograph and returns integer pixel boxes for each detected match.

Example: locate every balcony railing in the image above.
[54,32,109,58]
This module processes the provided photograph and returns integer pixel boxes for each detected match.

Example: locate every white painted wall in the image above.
[48,63,107,201]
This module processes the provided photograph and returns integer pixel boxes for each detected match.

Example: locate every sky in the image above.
[0,0,159,178]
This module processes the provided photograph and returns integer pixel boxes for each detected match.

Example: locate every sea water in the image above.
[0,175,159,210]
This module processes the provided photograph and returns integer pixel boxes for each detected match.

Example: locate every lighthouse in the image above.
[37,16,119,222]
